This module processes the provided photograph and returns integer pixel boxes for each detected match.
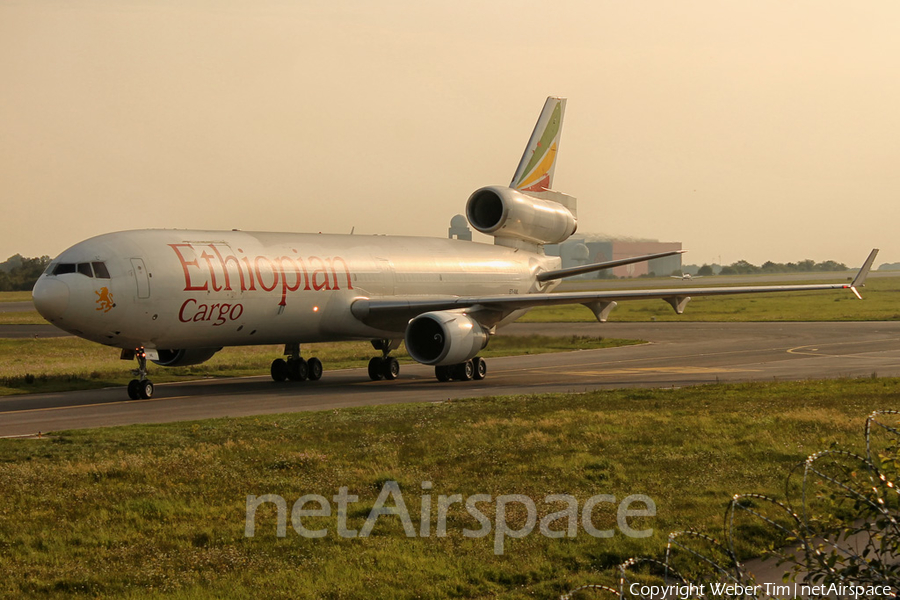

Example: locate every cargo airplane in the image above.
[32,98,878,400]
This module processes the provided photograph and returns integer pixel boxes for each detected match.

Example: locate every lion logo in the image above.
[95,287,115,313]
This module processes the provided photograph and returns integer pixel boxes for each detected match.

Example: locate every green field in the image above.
[0,378,896,598]
[0,291,31,302]
[0,310,45,325]
[0,335,641,396]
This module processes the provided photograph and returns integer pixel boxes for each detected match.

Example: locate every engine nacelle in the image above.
[405,311,488,366]
[151,348,221,367]
[466,185,577,245]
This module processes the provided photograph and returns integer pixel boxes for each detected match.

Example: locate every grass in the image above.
[0,310,45,325]
[0,291,31,302]
[523,275,900,323]
[0,378,897,598]
[0,335,642,396]
[0,291,42,324]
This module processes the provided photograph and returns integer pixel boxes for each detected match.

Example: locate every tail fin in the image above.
[510,97,566,192]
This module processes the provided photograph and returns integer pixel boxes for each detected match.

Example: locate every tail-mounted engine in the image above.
[466,185,577,247]
[404,311,489,366]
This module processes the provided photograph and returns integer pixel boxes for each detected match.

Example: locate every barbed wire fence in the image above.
[561,410,900,599]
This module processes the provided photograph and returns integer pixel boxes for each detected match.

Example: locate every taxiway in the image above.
[2,321,900,437]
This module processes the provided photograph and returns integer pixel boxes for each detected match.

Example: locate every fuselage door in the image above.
[131,258,150,299]
[376,257,395,296]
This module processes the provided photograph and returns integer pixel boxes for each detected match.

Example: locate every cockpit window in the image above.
[53,263,76,275]
[92,262,110,279]
[51,261,111,278]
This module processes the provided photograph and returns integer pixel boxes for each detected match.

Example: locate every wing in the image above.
[352,249,878,331]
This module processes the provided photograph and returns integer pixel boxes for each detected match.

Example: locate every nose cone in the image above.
[32,277,69,322]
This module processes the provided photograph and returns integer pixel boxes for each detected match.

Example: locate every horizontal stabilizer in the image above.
[536,250,685,282]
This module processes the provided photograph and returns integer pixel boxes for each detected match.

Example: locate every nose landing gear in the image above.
[123,347,154,400]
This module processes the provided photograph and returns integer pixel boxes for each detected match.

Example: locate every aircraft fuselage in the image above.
[34,229,561,350]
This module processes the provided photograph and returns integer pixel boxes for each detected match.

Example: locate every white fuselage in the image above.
[34,230,562,350]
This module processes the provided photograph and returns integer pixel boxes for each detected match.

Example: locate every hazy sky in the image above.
[2,0,898,267]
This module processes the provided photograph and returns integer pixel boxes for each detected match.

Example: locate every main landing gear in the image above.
[434,356,487,382]
[270,343,323,383]
[368,339,401,381]
[124,347,155,400]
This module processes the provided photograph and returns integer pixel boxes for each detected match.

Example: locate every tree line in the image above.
[696,259,847,277]
[0,254,52,291]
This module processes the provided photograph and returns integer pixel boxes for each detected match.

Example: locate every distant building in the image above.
[448,214,472,241]
[545,234,682,278]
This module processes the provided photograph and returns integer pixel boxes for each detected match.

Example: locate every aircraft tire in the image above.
[473,356,487,380]
[368,357,385,381]
[435,365,452,382]
[287,358,309,382]
[307,357,323,381]
[127,379,141,400]
[139,380,154,400]
[453,360,474,381]
[383,357,400,380]
[270,359,288,382]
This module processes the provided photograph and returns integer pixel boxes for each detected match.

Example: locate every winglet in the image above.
[511,97,566,193]
[849,248,879,299]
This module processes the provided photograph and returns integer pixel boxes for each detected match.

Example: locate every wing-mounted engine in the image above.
[466,186,577,247]
[151,348,221,367]
[404,311,489,366]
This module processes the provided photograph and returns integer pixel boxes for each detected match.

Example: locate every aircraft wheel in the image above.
[127,379,141,400]
[473,356,487,380]
[271,358,288,382]
[287,358,309,382]
[307,357,323,381]
[453,360,474,381]
[383,357,400,380]
[434,365,452,382]
[139,380,154,400]
[368,357,385,381]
